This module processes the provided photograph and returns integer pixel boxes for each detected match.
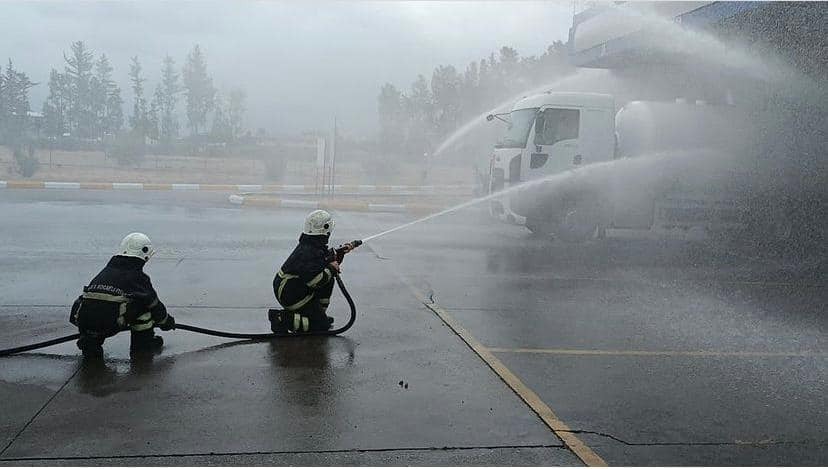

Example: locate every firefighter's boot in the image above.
[129,329,163,355]
[268,309,290,333]
[77,335,104,360]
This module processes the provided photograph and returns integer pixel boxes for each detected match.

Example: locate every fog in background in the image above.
[0,0,572,136]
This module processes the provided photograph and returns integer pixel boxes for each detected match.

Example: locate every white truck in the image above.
[482,91,763,241]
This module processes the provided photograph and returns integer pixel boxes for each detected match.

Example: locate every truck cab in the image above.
[487,92,615,228]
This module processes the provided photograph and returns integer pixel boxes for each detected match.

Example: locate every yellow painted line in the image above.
[487,347,828,358]
[199,184,237,191]
[424,303,607,466]
[143,183,172,190]
[6,180,45,189]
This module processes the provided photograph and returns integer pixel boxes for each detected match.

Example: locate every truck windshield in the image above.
[496,108,538,148]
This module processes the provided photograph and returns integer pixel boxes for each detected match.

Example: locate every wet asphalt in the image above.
[0,190,825,465]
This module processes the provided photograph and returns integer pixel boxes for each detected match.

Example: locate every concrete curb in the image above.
[0,180,472,194]
[229,194,452,214]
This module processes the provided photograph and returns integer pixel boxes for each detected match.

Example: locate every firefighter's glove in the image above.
[333,242,354,264]
[158,315,176,331]
[328,261,341,275]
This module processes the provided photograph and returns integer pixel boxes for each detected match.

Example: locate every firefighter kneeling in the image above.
[269,210,355,333]
[70,232,175,358]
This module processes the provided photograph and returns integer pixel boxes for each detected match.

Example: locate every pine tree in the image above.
[227,89,245,141]
[461,61,479,114]
[93,54,123,138]
[404,75,433,158]
[148,85,162,143]
[431,65,461,138]
[182,45,214,136]
[63,41,95,138]
[377,83,404,153]
[128,56,147,138]
[0,60,36,141]
[158,55,181,144]
[210,92,231,142]
[42,69,70,138]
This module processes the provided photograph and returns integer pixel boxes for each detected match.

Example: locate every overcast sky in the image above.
[0,1,573,136]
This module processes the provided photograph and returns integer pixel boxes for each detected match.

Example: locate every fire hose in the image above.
[0,241,362,357]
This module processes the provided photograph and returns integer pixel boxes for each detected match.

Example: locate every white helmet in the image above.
[303,209,334,236]
[118,232,155,261]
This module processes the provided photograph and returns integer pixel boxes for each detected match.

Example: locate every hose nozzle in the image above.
[334,240,363,263]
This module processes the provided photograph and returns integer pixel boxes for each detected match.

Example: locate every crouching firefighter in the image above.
[269,210,356,333]
[69,232,175,358]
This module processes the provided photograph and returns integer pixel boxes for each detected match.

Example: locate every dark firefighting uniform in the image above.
[272,233,336,332]
[70,255,173,352]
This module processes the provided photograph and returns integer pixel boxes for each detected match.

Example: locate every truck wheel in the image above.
[525,216,555,238]
[554,198,606,243]
[556,207,600,242]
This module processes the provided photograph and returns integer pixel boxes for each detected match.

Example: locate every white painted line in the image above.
[0,181,7,189]
[281,199,319,209]
[281,185,305,191]
[44,182,81,189]
[172,183,200,191]
[237,184,263,192]
[358,185,377,192]
[389,185,408,191]
[368,204,407,212]
[228,194,245,205]
[112,183,144,190]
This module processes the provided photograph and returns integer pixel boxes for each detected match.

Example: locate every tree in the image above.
[210,92,232,142]
[182,44,214,136]
[460,60,480,117]
[0,60,36,142]
[92,54,123,138]
[0,63,5,137]
[377,83,404,153]
[227,89,245,141]
[499,46,520,81]
[403,75,434,157]
[128,56,148,138]
[148,85,161,142]
[157,55,181,144]
[42,68,71,138]
[375,42,578,158]
[64,41,95,138]
[430,65,461,138]
[94,54,124,137]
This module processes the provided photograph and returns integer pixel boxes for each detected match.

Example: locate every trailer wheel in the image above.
[525,216,555,238]
[556,204,601,243]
